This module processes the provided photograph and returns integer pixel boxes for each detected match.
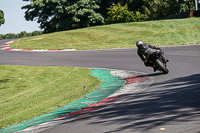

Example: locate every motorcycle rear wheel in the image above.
[155,59,169,74]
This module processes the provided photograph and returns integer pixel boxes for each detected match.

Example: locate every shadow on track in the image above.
[59,73,200,133]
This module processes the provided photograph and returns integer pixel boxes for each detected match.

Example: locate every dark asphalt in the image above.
[0,39,200,133]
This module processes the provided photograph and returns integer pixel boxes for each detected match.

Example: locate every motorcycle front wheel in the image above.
[155,59,169,74]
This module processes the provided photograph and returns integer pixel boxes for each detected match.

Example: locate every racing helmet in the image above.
[136,40,143,47]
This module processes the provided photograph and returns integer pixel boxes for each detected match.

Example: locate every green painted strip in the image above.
[0,69,126,133]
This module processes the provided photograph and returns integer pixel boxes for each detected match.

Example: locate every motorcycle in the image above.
[149,50,169,74]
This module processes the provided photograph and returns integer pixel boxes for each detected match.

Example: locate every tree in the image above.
[19,31,27,38]
[22,0,104,33]
[127,0,195,20]
[164,0,194,15]
[0,10,5,26]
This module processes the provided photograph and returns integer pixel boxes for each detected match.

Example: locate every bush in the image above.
[32,31,43,36]
[106,3,148,24]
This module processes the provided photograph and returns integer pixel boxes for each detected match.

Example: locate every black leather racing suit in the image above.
[137,43,163,67]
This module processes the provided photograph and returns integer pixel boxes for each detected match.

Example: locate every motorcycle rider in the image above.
[136,40,168,71]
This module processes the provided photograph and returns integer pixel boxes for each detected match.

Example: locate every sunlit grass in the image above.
[0,65,102,128]
[11,18,200,50]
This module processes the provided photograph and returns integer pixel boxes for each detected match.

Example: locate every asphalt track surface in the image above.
[0,39,200,133]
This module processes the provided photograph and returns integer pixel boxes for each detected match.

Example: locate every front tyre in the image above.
[155,59,169,74]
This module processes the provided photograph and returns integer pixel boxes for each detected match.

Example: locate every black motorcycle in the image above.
[149,50,169,74]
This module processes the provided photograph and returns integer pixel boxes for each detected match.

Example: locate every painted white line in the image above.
[61,49,76,51]
[9,49,24,51]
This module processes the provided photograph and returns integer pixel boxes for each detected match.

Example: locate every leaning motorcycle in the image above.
[149,50,169,74]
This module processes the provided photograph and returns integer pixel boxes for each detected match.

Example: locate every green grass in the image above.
[0,65,102,128]
[11,18,200,50]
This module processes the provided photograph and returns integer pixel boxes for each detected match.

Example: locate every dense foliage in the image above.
[127,0,195,20]
[106,3,147,23]
[20,0,195,33]
[22,0,104,33]
[0,10,5,26]
[0,31,43,40]
[22,0,195,33]
[105,0,194,21]
[0,1,195,40]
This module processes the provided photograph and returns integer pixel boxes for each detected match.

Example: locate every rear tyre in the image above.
[155,59,169,74]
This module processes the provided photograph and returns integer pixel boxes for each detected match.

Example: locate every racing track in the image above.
[0,39,200,133]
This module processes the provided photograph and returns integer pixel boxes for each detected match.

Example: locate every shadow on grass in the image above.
[60,73,200,132]
[0,79,9,83]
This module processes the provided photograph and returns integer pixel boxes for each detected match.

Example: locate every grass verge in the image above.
[0,65,102,128]
[11,18,200,50]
